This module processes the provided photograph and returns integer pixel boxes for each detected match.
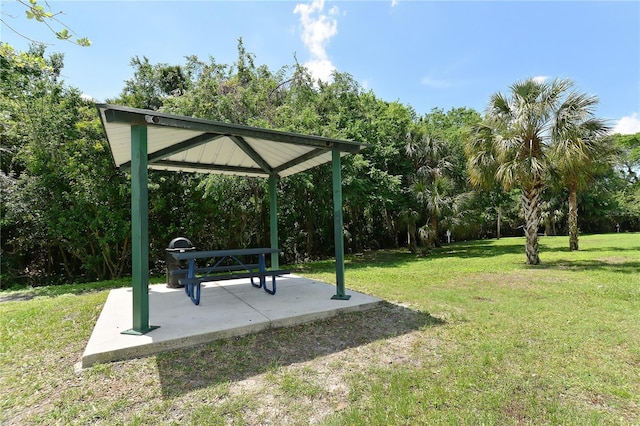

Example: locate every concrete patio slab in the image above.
[81,275,381,368]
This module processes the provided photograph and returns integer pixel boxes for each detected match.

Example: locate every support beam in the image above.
[230,135,274,174]
[269,174,279,269]
[331,150,350,300]
[122,125,159,335]
[149,160,267,176]
[120,133,225,169]
[272,148,326,174]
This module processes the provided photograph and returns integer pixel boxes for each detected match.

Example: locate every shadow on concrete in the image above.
[155,301,444,398]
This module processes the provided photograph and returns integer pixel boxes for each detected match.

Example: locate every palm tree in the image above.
[550,93,610,250]
[467,78,604,264]
[399,208,420,253]
[406,133,454,249]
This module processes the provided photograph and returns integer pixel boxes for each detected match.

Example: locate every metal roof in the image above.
[96,104,368,178]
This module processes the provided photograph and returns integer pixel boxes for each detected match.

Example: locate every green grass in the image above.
[1,233,638,425]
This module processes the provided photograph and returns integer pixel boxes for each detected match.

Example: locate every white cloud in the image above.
[612,113,640,135]
[303,58,336,83]
[391,0,399,7]
[294,0,338,83]
[532,75,549,84]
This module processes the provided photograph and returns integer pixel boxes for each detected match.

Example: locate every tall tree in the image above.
[1,45,131,283]
[406,132,455,248]
[550,91,610,250]
[612,132,640,186]
[118,56,188,110]
[407,109,479,249]
[467,78,604,265]
[610,132,640,231]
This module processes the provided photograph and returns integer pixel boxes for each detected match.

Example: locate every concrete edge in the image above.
[268,299,382,329]
[81,322,270,369]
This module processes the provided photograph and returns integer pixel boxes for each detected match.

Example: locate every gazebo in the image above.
[96,104,368,335]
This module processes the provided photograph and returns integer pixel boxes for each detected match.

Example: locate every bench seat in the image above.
[170,263,261,276]
[179,269,290,304]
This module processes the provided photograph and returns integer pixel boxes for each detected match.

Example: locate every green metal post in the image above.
[269,174,279,269]
[331,150,350,300]
[123,125,159,335]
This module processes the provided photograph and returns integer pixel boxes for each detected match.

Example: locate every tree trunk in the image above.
[497,206,502,240]
[384,209,399,248]
[430,215,441,248]
[568,181,579,251]
[351,219,359,254]
[522,186,542,265]
[305,216,314,257]
[407,220,417,253]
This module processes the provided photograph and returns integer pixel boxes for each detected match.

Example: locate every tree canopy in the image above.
[1,43,635,287]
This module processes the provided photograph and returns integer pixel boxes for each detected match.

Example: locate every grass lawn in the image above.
[1,233,638,425]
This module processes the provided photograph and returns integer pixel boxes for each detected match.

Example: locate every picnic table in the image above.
[169,247,290,305]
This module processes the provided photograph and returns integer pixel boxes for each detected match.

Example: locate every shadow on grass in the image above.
[291,238,640,275]
[434,240,524,259]
[0,277,167,303]
[290,250,418,274]
[154,301,444,399]
[0,280,130,302]
[537,258,640,274]
[564,246,640,253]
[290,241,526,275]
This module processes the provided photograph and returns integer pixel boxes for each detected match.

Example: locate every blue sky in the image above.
[2,0,639,134]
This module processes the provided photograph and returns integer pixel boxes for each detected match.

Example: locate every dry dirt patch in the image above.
[224,327,442,425]
[152,302,444,424]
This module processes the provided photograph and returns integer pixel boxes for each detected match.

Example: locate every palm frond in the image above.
[468,76,608,201]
